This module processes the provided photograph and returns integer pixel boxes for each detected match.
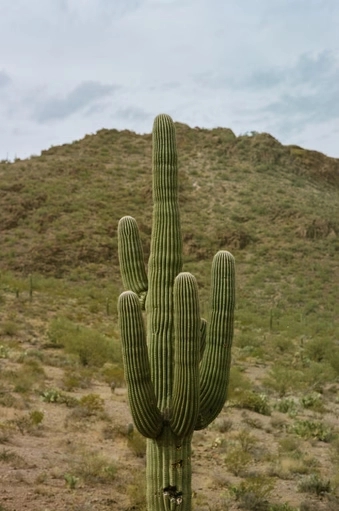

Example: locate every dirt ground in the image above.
[1,352,338,511]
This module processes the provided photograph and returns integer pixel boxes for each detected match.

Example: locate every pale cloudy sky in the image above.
[0,0,338,160]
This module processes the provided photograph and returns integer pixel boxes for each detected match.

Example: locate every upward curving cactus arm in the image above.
[118,291,163,438]
[195,250,235,430]
[118,216,148,309]
[170,272,200,438]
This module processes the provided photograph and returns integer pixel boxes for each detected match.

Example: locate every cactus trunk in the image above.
[147,431,192,509]
[118,114,235,510]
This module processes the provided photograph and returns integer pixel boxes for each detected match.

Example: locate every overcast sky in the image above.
[1,0,338,161]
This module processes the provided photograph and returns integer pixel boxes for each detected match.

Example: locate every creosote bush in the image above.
[47,317,121,367]
[298,474,331,496]
[70,447,117,484]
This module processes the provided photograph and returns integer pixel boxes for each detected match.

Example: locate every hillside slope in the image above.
[1,122,339,510]
[0,123,338,278]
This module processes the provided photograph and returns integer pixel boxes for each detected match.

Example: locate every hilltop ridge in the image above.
[0,122,338,278]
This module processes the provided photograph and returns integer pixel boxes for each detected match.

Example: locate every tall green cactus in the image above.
[118,114,235,510]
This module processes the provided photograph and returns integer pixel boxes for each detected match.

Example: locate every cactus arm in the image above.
[118,216,148,309]
[118,291,163,438]
[195,250,235,430]
[170,272,200,437]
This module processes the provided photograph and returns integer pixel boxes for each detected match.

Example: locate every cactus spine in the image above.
[118,114,235,510]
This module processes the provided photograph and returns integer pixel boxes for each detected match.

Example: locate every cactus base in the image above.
[147,428,192,510]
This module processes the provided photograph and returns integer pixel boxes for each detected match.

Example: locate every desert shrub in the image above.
[0,389,19,408]
[234,391,271,416]
[62,367,92,391]
[127,431,146,458]
[304,338,333,363]
[4,358,46,394]
[224,447,252,476]
[0,321,18,337]
[274,398,299,416]
[278,437,302,457]
[11,411,44,435]
[291,419,334,442]
[99,362,125,388]
[227,366,252,400]
[300,392,324,412]
[263,366,305,397]
[70,447,117,484]
[0,448,18,462]
[298,474,331,496]
[64,473,79,489]
[78,394,104,416]
[47,317,121,367]
[29,410,44,425]
[0,423,15,444]
[330,437,339,464]
[235,429,258,453]
[0,345,10,358]
[41,388,61,403]
[302,361,336,391]
[214,417,233,433]
[41,388,79,407]
[229,475,275,510]
[270,456,313,479]
[243,414,263,429]
[127,471,147,511]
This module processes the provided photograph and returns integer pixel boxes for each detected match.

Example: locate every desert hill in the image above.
[0,121,339,511]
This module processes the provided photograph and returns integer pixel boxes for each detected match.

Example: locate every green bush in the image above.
[47,317,121,367]
[29,410,44,425]
[229,475,275,509]
[224,447,252,476]
[127,431,146,458]
[300,393,324,412]
[264,366,305,397]
[70,448,117,484]
[78,394,104,416]
[234,391,271,416]
[41,388,78,407]
[291,420,334,442]
[274,398,299,416]
[298,474,331,496]
[304,338,333,363]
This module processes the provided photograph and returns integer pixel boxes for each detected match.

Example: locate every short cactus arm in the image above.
[170,272,200,437]
[118,291,163,438]
[195,251,235,430]
[118,216,148,309]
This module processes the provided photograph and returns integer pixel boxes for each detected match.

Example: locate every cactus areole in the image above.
[118,114,235,510]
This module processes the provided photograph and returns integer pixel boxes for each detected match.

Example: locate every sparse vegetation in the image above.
[69,446,118,484]
[298,474,332,496]
[0,119,338,510]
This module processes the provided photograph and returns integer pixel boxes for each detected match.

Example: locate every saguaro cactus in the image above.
[118,114,235,510]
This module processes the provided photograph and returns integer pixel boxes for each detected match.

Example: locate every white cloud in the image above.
[0,0,338,160]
